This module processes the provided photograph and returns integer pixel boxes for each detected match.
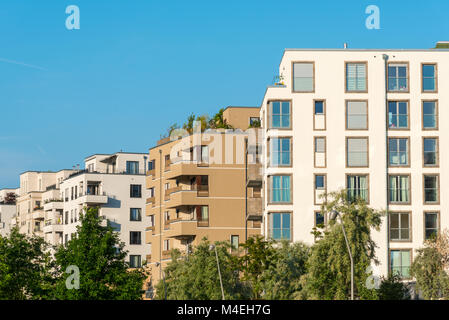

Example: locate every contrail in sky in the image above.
[0,57,46,71]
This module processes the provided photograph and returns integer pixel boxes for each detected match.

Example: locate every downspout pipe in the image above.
[382,54,390,277]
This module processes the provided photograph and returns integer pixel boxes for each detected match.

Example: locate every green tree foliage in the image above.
[0,228,54,299]
[209,108,233,129]
[410,230,449,299]
[377,273,410,300]
[155,239,249,300]
[52,207,147,300]
[298,190,383,300]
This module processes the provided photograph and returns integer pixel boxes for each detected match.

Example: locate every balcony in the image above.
[145,254,152,263]
[32,208,44,220]
[247,163,262,188]
[43,200,64,211]
[146,197,155,206]
[164,186,182,201]
[43,220,64,233]
[147,169,155,177]
[79,192,108,205]
[166,190,209,209]
[165,160,211,180]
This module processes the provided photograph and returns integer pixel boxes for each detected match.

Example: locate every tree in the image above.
[261,241,310,299]
[298,190,383,300]
[0,228,54,299]
[377,273,410,300]
[52,207,147,300]
[155,239,249,300]
[2,192,16,204]
[209,108,233,129]
[410,230,449,299]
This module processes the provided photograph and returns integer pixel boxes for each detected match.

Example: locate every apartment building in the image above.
[52,152,151,267]
[0,188,19,237]
[260,44,448,280]
[146,106,263,284]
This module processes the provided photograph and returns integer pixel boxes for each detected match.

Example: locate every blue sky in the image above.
[0,0,448,188]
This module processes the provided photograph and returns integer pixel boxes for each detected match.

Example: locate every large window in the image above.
[425,212,439,240]
[231,235,239,251]
[129,255,141,268]
[389,212,411,241]
[346,175,368,202]
[270,175,291,203]
[346,101,368,130]
[346,62,367,92]
[314,211,325,227]
[269,212,291,241]
[424,175,439,204]
[130,231,141,245]
[422,101,437,129]
[388,138,409,166]
[390,250,411,278]
[423,138,438,166]
[315,175,325,190]
[130,208,142,221]
[126,161,139,174]
[130,184,142,198]
[388,101,408,129]
[196,206,209,226]
[314,137,326,167]
[422,64,437,92]
[293,62,314,92]
[346,138,368,167]
[270,137,291,167]
[269,101,291,129]
[389,175,410,204]
[388,63,408,92]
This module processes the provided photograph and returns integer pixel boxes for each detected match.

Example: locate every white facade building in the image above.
[0,188,19,237]
[261,46,448,279]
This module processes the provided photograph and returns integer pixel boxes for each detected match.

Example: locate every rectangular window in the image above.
[129,255,141,268]
[389,175,410,204]
[388,63,409,92]
[390,250,411,278]
[269,212,291,241]
[315,211,325,227]
[425,212,439,240]
[423,138,438,166]
[346,101,368,130]
[270,137,291,167]
[270,175,291,203]
[422,101,437,129]
[422,64,437,92]
[314,100,324,115]
[314,137,326,167]
[424,175,439,204]
[388,101,408,129]
[249,117,260,126]
[346,138,368,167]
[346,62,367,92]
[130,208,142,221]
[389,212,411,241]
[163,239,170,251]
[388,138,409,166]
[149,215,155,227]
[148,160,155,171]
[315,175,325,190]
[269,101,291,129]
[130,231,141,245]
[130,184,142,198]
[293,62,314,92]
[196,206,209,226]
[346,175,368,202]
[126,161,139,174]
[313,100,326,130]
[231,235,239,251]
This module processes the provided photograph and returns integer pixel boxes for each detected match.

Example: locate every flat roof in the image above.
[284,48,449,52]
[84,151,148,161]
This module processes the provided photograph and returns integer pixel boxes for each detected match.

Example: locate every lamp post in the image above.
[155,262,167,300]
[329,210,354,300]
[209,244,225,300]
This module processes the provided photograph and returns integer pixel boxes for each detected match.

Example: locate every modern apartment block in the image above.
[0,188,19,237]
[260,45,448,280]
[146,106,263,284]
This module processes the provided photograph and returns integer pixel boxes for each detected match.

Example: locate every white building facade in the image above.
[0,188,19,237]
[261,47,448,280]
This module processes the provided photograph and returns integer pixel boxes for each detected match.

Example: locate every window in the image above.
[346,138,368,167]
[389,212,410,241]
[126,161,139,174]
[389,175,410,204]
[425,212,439,240]
[163,239,170,251]
[315,211,325,227]
[249,117,260,126]
[423,138,438,166]
[269,101,291,129]
[130,208,142,221]
[148,160,155,171]
[424,175,439,204]
[314,137,326,167]
[388,63,408,92]
[422,101,437,129]
[130,231,141,245]
[196,206,209,226]
[231,235,239,251]
[315,175,325,190]
[313,100,326,130]
[149,215,155,227]
[270,175,291,203]
[164,211,170,223]
[422,64,437,92]
[130,184,142,198]
[388,138,409,166]
[149,187,155,198]
[314,100,324,115]
[388,101,408,129]
[270,137,291,167]
[200,145,209,164]
[129,255,141,268]
[390,250,411,278]
[346,101,368,130]
[293,62,314,92]
[347,175,368,202]
[346,62,367,92]
[269,212,291,241]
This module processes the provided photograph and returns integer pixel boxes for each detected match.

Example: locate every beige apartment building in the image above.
[260,43,449,281]
[145,107,263,285]
[0,188,19,237]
